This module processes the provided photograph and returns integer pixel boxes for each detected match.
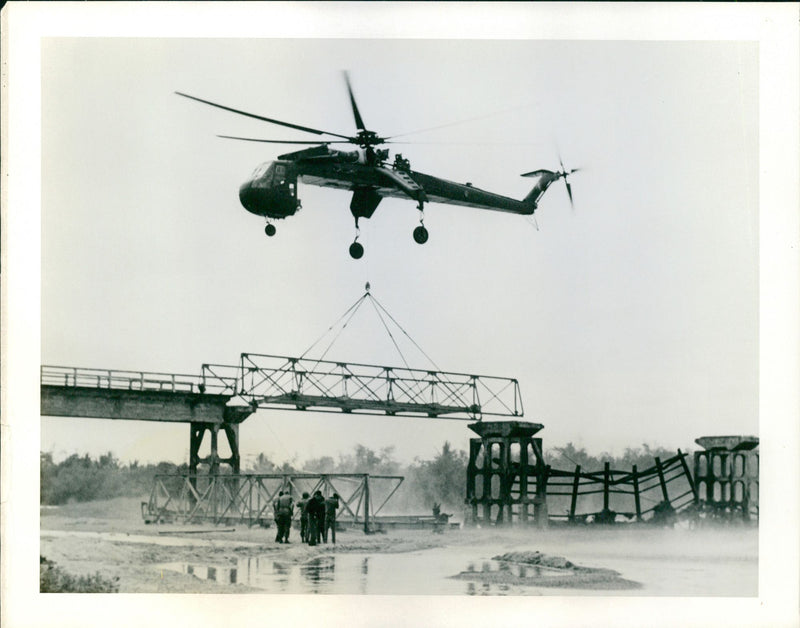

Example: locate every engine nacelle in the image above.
[239,160,300,219]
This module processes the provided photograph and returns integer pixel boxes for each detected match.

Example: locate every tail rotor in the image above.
[557,155,580,211]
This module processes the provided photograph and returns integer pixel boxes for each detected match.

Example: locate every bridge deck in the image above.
[259,392,477,418]
[41,354,524,422]
[40,385,252,424]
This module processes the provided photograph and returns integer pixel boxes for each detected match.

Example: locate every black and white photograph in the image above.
[2,3,798,627]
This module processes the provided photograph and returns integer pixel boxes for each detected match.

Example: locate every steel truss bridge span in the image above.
[228,353,523,420]
[142,472,403,532]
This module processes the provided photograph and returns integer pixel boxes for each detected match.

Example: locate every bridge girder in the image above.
[41,357,524,478]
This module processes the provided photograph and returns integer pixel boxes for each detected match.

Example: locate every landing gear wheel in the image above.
[265,224,276,237]
[349,242,364,259]
[413,225,429,244]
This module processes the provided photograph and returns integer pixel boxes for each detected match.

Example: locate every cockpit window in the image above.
[251,162,274,189]
[251,162,270,179]
[274,165,287,186]
[250,161,294,191]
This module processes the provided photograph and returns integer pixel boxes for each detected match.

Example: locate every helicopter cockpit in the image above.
[238,160,301,222]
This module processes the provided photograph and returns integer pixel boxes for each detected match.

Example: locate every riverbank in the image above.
[40,496,758,595]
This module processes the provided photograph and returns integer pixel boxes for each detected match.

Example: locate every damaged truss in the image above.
[142,473,404,531]
[545,452,697,524]
[465,421,700,526]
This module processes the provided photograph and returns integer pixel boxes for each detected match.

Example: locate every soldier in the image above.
[274,490,294,543]
[297,491,310,542]
[305,490,325,546]
[323,493,340,544]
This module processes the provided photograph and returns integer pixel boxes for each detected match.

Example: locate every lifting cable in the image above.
[366,295,412,373]
[298,291,370,363]
[298,283,440,376]
[314,300,366,365]
[366,291,441,372]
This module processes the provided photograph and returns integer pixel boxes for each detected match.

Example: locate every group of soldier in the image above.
[272,489,340,546]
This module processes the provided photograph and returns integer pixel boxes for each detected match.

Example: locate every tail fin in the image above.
[521,169,561,206]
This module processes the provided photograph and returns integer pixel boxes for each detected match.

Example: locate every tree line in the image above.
[40,452,187,505]
[40,441,682,513]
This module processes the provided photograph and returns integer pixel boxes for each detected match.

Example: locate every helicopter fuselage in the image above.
[238,151,543,223]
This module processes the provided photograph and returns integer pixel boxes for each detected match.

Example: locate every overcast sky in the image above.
[36,35,763,467]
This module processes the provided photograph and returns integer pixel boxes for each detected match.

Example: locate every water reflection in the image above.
[360,557,369,595]
[466,582,495,596]
[169,562,240,584]
[157,551,540,595]
[268,560,291,590]
[299,557,336,593]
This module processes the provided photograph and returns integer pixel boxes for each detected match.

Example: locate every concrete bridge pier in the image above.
[466,421,548,527]
[189,421,241,475]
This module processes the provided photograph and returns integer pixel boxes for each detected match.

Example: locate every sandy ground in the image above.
[39,496,758,595]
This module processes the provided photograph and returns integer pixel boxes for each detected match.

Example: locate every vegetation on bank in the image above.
[40,452,187,505]
[40,556,120,593]
[545,442,682,473]
[40,442,682,514]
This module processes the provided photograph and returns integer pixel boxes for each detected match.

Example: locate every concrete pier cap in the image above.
[694,435,759,451]
[468,420,544,439]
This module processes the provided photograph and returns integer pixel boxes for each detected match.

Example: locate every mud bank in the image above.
[451,550,642,590]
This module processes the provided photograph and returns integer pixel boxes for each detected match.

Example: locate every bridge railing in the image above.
[200,363,241,396]
[41,365,236,396]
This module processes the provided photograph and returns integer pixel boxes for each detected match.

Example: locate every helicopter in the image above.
[176,74,579,259]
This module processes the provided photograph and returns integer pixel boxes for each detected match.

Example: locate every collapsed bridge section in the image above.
[142,472,404,532]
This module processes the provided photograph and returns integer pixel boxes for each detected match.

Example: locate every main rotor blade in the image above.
[176,91,353,140]
[343,72,367,131]
[217,135,351,145]
[565,180,574,208]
